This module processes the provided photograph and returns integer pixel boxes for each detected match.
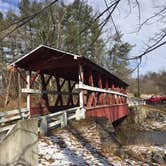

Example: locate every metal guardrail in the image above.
[0,108,29,134]
[39,107,80,130]
[0,107,80,135]
[128,98,146,107]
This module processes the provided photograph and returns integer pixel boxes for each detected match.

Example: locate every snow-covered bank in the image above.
[38,120,151,166]
[39,105,166,166]
[39,130,112,166]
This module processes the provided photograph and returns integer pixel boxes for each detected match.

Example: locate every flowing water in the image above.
[113,105,166,147]
[106,105,166,164]
[115,128,166,146]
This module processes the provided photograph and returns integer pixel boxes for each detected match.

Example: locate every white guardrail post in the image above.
[60,111,67,128]
[39,116,48,136]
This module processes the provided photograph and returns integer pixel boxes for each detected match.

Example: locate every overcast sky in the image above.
[0,0,165,76]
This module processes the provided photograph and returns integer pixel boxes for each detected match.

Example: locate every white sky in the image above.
[88,0,166,76]
[0,0,166,76]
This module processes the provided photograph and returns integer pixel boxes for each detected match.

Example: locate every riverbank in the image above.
[115,104,166,165]
[39,119,149,166]
[39,105,166,165]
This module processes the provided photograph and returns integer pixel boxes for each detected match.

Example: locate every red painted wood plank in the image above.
[86,104,128,123]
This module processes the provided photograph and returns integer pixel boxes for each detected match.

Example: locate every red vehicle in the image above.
[145,96,166,104]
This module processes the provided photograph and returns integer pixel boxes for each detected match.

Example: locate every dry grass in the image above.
[143,104,166,114]
[0,100,26,112]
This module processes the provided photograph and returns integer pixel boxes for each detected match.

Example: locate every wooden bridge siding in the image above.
[17,64,128,123]
[86,104,128,123]
[80,65,128,123]
[9,45,129,123]
[23,69,79,116]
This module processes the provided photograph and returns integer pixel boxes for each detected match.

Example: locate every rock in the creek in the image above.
[164,153,166,161]
[152,150,165,164]
[144,152,152,163]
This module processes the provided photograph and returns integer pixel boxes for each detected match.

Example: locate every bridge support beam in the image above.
[77,64,86,120]
[26,70,31,118]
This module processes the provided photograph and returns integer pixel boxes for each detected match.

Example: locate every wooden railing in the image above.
[75,83,127,97]
[76,83,127,108]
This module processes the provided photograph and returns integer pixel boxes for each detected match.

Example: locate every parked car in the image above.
[145,96,166,104]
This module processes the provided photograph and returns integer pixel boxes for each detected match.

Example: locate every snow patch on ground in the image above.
[39,130,113,166]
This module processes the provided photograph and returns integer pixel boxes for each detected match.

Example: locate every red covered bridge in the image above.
[9,45,128,123]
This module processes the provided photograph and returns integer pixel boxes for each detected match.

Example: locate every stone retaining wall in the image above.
[0,119,38,166]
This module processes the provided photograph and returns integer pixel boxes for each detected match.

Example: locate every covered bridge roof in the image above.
[9,45,128,87]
